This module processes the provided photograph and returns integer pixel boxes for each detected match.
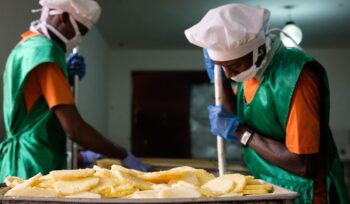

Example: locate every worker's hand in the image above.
[67,53,86,86]
[121,152,152,172]
[80,150,104,165]
[203,48,215,83]
[203,48,227,83]
[208,105,240,142]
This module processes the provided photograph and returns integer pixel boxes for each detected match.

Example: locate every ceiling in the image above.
[96,0,350,50]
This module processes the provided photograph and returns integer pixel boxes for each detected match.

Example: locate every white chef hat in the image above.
[39,0,101,29]
[185,4,270,61]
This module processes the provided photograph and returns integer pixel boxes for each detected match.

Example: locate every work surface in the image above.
[0,181,298,204]
[0,159,299,203]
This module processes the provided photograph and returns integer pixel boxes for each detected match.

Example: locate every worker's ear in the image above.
[255,45,266,67]
[61,12,70,24]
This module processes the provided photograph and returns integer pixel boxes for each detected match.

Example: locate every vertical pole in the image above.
[67,47,79,169]
[72,74,79,169]
[67,140,73,169]
[214,64,226,176]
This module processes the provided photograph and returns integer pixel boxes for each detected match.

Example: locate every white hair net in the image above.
[39,0,101,29]
[185,4,270,61]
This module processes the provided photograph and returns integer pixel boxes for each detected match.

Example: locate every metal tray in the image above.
[0,182,298,204]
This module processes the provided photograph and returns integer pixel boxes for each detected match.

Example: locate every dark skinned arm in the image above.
[235,125,317,179]
[52,104,128,159]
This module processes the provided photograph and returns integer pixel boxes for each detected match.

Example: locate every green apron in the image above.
[0,35,68,181]
[236,45,349,203]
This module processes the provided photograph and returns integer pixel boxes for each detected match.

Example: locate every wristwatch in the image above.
[240,129,254,147]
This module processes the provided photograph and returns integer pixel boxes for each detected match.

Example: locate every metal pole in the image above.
[66,139,73,169]
[67,47,80,169]
[72,74,79,169]
[214,64,226,176]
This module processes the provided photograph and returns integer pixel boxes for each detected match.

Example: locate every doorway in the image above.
[131,71,208,158]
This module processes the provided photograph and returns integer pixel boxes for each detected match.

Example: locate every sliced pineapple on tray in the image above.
[3,165,273,199]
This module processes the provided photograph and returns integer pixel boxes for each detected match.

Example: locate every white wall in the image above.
[107,48,350,150]
[307,49,350,160]
[0,1,110,140]
[78,28,110,137]
[0,0,39,139]
[307,49,350,130]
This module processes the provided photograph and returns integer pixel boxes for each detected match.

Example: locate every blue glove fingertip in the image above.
[207,105,215,112]
[80,150,104,165]
[122,152,152,172]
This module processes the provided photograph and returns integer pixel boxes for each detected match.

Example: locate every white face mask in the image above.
[230,46,267,82]
[30,7,82,51]
[230,64,259,82]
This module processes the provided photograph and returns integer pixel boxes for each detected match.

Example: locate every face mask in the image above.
[30,7,82,51]
[230,46,266,82]
[230,64,259,82]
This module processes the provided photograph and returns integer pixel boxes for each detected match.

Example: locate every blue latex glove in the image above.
[67,53,86,86]
[80,150,104,165]
[203,48,215,83]
[203,48,227,83]
[121,152,152,172]
[208,105,240,142]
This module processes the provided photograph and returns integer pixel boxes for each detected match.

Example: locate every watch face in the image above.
[241,131,252,146]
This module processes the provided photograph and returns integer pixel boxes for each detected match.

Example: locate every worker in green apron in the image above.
[0,0,150,181]
[185,4,349,204]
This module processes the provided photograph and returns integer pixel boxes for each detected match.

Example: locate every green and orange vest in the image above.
[237,45,349,203]
[0,35,67,181]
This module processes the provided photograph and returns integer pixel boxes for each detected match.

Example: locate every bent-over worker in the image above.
[185,4,349,204]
